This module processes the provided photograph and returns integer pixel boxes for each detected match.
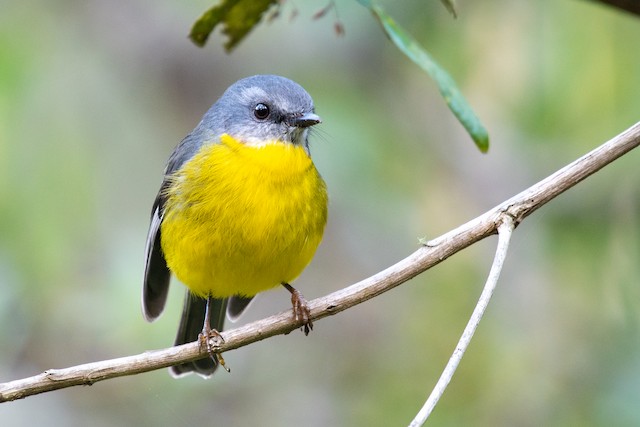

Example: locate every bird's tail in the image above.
[169,291,227,378]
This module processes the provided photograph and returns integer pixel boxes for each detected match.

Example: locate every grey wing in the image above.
[142,184,171,321]
[141,130,208,322]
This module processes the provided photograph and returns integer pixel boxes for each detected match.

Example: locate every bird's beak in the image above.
[290,113,322,128]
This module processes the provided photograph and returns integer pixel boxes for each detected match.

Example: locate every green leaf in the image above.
[440,0,458,18]
[190,0,278,52]
[359,1,489,152]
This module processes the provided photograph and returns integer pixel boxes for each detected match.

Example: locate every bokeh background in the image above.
[2,0,640,425]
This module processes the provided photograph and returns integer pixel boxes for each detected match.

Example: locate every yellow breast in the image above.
[160,134,328,298]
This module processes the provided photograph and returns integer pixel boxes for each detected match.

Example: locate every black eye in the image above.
[254,103,270,120]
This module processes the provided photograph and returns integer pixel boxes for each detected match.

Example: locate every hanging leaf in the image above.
[440,0,458,18]
[359,0,489,152]
[190,0,279,52]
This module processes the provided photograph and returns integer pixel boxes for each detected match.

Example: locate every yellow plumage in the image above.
[161,134,328,299]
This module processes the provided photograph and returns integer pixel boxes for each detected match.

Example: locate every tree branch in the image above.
[1,122,639,403]
[410,217,515,427]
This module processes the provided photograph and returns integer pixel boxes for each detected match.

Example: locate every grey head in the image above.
[163,75,320,177]
[200,74,320,150]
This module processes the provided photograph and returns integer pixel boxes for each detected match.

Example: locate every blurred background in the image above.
[1,0,640,425]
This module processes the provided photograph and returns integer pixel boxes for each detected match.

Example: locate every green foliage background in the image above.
[1,1,640,425]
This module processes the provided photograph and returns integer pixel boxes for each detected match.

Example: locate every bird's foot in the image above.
[198,326,230,373]
[282,283,313,336]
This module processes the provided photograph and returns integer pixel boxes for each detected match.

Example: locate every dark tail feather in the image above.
[227,295,254,321]
[169,292,227,378]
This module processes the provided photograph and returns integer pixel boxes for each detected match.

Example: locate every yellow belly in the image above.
[160,134,328,298]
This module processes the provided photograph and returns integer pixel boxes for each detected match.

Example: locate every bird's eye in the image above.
[254,103,270,120]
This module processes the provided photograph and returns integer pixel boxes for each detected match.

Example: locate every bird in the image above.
[142,74,328,377]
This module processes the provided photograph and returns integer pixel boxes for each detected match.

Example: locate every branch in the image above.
[410,217,515,427]
[1,122,639,403]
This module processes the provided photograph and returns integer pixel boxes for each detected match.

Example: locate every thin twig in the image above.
[1,122,639,403]
[409,216,515,427]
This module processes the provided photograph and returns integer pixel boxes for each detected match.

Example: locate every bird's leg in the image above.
[198,296,230,372]
[282,283,313,335]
